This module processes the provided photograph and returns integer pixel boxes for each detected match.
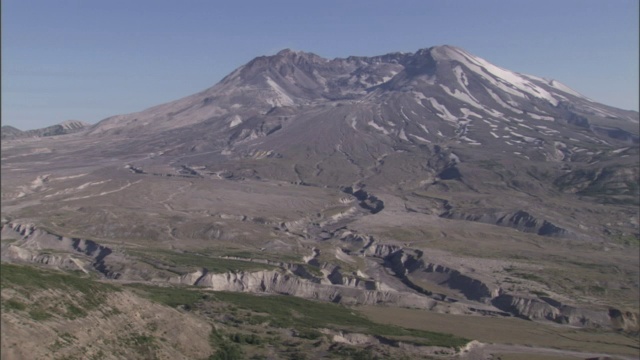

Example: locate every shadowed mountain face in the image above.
[2,46,639,352]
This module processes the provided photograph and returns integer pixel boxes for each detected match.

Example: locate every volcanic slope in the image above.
[68,45,640,241]
[2,45,639,359]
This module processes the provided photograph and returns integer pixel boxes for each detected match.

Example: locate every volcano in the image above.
[2,46,639,358]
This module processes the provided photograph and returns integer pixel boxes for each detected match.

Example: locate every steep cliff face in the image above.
[1,222,120,278]
[169,269,438,309]
[366,244,500,302]
[2,220,637,332]
[441,209,570,237]
[490,294,634,330]
[609,309,640,332]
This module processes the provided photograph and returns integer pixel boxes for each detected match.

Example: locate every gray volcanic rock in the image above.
[491,294,621,329]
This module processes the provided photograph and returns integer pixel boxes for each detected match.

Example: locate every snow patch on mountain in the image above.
[427,98,458,122]
[265,76,295,106]
[418,123,430,134]
[229,115,243,128]
[409,134,430,143]
[439,84,483,109]
[398,128,409,141]
[368,121,389,135]
[460,108,482,119]
[437,46,561,106]
[485,87,523,114]
[528,113,554,121]
[347,116,358,130]
[457,49,559,106]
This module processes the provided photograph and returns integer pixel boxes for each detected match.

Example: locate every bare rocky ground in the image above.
[1,151,637,359]
[1,286,213,360]
[2,46,639,359]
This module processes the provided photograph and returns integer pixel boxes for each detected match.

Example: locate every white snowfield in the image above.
[485,87,523,114]
[427,98,458,122]
[432,46,583,107]
[367,120,390,135]
[460,108,482,119]
[440,84,483,110]
[409,133,430,143]
[398,128,409,141]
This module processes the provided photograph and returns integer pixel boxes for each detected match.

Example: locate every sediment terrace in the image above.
[2,221,637,332]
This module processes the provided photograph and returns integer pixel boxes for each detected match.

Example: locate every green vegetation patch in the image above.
[49,332,78,352]
[216,249,300,264]
[0,263,120,319]
[29,308,53,321]
[115,332,159,359]
[124,283,206,309]
[211,291,470,348]
[613,234,640,247]
[2,298,27,311]
[504,267,546,284]
[212,291,372,330]
[128,283,469,349]
[0,263,119,294]
[208,328,244,360]
[208,341,243,360]
[128,249,278,274]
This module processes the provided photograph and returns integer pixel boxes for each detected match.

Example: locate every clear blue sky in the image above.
[2,0,638,130]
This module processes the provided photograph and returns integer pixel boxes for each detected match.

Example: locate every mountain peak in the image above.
[276,48,303,56]
[89,45,637,146]
[272,48,324,61]
[425,44,470,59]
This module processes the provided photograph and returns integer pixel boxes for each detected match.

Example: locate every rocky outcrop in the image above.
[350,238,632,330]
[490,294,629,329]
[496,211,567,237]
[441,208,569,237]
[609,309,640,332]
[491,294,559,321]
[363,243,401,258]
[169,269,208,285]
[326,267,378,290]
[422,262,499,301]
[342,187,384,214]
[366,244,499,302]
[4,221,634,332]
[1,222,120,278]
[172,269,438,309]
[2,245,88,272]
